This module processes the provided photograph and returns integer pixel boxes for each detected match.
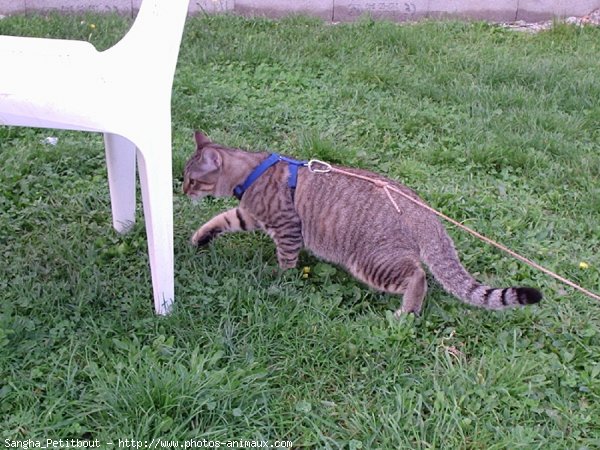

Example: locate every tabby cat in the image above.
[183,132,542,316]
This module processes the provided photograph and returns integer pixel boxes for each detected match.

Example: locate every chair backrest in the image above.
[110,0,189,62]
[0,0,189,134]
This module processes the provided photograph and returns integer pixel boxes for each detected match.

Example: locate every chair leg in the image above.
[104,133,137,233]
[136,143,175,315]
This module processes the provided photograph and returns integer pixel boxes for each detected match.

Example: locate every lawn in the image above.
[1,12,599,449]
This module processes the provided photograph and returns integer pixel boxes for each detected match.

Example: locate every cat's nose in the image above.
[182,180,190,194]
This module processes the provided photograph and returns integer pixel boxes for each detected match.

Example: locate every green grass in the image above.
[1,13,600,449]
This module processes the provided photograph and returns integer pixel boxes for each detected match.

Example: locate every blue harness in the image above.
[233,153,308,200]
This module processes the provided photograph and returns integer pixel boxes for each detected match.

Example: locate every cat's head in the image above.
[182,131,223,199]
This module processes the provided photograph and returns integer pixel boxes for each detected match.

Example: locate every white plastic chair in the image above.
[0,0,190,315]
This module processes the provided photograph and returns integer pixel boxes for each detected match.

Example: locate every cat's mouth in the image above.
[186,191,215,204]
[186,192,208,200]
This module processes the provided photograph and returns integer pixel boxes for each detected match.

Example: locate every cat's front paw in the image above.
[394,307,421,318]
[191,227,218,247]
[277,258,298,271]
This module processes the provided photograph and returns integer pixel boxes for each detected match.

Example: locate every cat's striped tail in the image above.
[421,230,542,309]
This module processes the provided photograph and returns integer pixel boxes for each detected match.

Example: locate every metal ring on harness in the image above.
[307,159,332,174]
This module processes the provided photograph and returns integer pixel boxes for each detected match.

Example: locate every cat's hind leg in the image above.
[351,254,427,316]
[363,256,427,317]
[191,207,257,247]
[394,262,427,317]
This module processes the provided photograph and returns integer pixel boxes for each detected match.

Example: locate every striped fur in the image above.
[184,132,542,316]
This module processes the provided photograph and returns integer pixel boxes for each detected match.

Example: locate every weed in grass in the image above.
[1,13,599,448]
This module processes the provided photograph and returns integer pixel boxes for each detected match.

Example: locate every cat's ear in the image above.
[194,131,212,149]
[199,147,222,173]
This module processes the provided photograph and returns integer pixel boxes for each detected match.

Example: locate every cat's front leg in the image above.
[191,207,257,247]
[266,218,304,270]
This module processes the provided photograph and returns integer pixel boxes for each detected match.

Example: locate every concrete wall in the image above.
[516,0,600,21]
[0,0,234,16]
[1,0,599,22]
[235,0,333,20]
[332,1,520,22]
